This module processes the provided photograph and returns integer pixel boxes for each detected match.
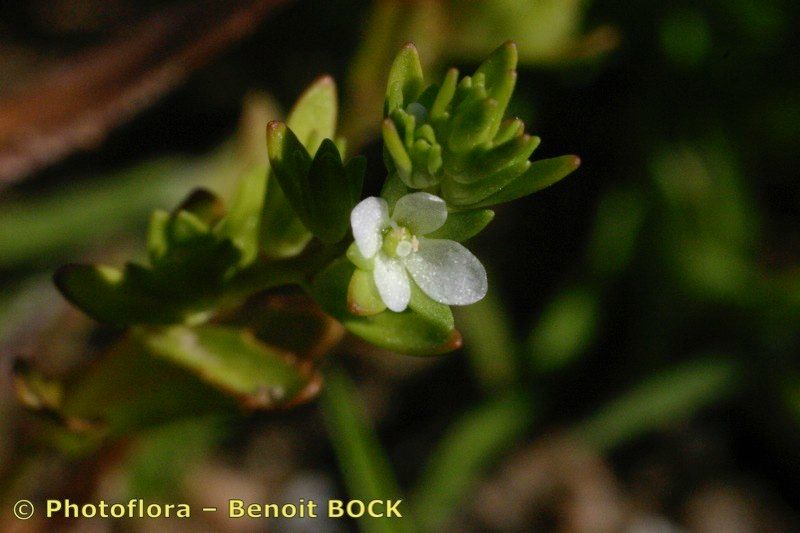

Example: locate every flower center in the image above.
[383,226,419,258]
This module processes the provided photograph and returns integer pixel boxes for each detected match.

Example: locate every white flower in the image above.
[350,192,488,312]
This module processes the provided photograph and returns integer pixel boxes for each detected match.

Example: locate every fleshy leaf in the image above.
[426,209,494,242]
[215,164,268,266]
[306,139,359,243]
[139,326,317,409]
[260,183,313,258]
[261,77,338,258]
[267,127,362,244]
[55,264,189,325]
[286,75,338,153]
[147,209,170,262]
[173,188,226,227]
[380,43,577,208]
[382,118,413,183]
[55,184,250,326]
[348,268,387,316]
[345,156,367,204]
[385,43,424,115]
[57,327,319,440]
[474,41,518,137]
[311,257,458,356]
[468,154,581,208]
[266,121,313,220]
[346,242,375,271]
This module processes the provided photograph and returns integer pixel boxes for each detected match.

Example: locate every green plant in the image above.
[52,41,576,362]
[16,42,577,484]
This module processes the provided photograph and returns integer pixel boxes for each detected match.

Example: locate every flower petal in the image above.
[351,197,389,258]
[404,237,487,305]
[373,253,411,312]
[391,192,448,235]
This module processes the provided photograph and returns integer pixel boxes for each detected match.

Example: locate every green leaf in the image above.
[306,139,357,243]
[348,268,387,316]
[174,188,226,228]
[169,210,210,244]
[385,43,424,115]
[261,77,339,258]
[140,326,316,408]
[475,41,518,137]
[266,121,313,222]
[413,392,533,531]
[287,75,338,154]
[311,257,458,356]
[346,156,367,203]
[55,327,318,444]
[260,182,313,258]
[321,370,411,533]
[267,127,361,245]
[215,164,268,266]
[426,209,494,242]
[447,98,498,153]
[147,210,170,263]
[408,281,453,329]
[54,264,209,325]
[467,154,581,208]
[461,133,540,183]
[55,206,244,326]
[383,118,413,182]
[430,68,459,120]
[346,242,375,271]
[229,293,343,361]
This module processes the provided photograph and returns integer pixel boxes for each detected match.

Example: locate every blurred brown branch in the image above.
[0,0,289,186]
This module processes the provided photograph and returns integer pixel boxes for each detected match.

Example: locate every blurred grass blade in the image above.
[321,370,411,533]
[573,357,740,451]
[0,158,190,266]
[527,285,600,373]
[412,392,532,531]
[454,288,518,390]
[586,187,646,280]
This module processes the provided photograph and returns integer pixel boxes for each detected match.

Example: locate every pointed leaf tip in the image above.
[287,76,338,153]
[385,43,424,114]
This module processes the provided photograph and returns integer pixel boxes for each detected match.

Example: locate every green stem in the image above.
[226,241,348,300]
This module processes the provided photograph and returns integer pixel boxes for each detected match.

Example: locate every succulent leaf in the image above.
[382,41,578,208]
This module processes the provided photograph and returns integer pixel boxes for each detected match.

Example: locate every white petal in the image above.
[391,192,448,235]
[404,237,487,305]
[373,253,411,312]
[351,197,389,258]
